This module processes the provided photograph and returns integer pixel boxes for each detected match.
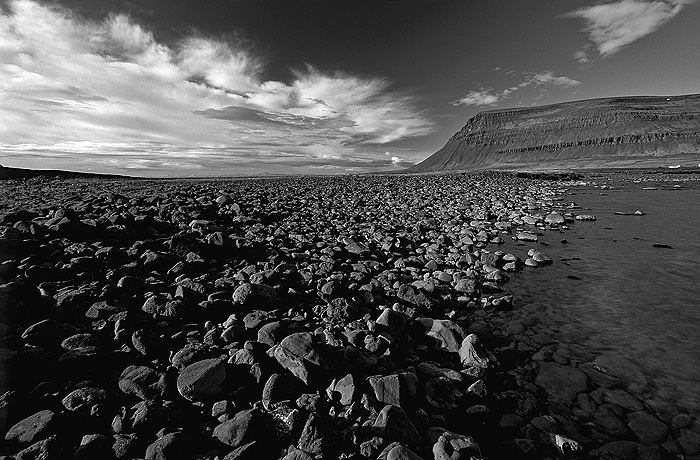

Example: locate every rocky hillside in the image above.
[0,165,130,180]
[411,94,700,172]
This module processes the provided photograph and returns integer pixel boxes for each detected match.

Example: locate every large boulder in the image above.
[4,409,56,446]
[177,358,227,401]
[535,362,589,406]
[417,318,465,352]
[372,405,420,446]
[118,365,167,400]
[269,332,329,385]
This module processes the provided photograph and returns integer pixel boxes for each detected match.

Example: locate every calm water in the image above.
[503,178,700,416]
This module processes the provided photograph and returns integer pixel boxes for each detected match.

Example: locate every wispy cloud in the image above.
[453,91,501,107]
[0,0,432,175]
[452,71,581,107]
[565,0,696,60]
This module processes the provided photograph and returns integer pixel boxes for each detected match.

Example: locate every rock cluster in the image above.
[0,172,697,460]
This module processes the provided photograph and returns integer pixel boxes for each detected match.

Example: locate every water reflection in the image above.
[502,183,700,415]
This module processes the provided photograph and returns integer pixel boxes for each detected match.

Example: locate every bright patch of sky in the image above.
[1,0,699,176]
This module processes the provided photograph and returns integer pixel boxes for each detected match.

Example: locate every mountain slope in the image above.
[410,94,700,172]
[0,165,131,180]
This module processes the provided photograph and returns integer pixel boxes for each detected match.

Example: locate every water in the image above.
[503,178,700,417]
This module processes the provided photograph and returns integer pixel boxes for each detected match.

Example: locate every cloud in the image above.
[565,0,696,58]
[452,71,581,107]
[453,91,501,107]
[0,0,432,176]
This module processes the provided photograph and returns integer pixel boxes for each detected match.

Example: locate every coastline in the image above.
[0,171,698,459]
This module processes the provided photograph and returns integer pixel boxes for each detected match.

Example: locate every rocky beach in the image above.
[1,171,699,460]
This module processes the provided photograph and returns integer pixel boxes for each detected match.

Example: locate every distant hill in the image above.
[409,94,700,172]
[0,165,131,180]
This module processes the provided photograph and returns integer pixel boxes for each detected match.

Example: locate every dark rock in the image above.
[14,434,61,460]
[213,409,267,448]
[598,440,663,460]
[4,409,55,446]
[627,411,668,443]
[118,365,166,400]
[269,332,329,385]
[74,433,115,460]
[431,430,480,460]
[145,431,189,460]
[297,413,334,457]
[262,373,297,410]
[372,405,420,446]
[177,358,227,402]
[62,387,107,412]
[535,362,589,406]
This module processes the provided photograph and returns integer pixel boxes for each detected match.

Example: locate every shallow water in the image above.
[503,178,700,417]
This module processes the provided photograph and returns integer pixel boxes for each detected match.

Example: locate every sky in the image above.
[1,0,699,177]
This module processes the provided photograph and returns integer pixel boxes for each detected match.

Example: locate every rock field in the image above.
[0,171,698,460]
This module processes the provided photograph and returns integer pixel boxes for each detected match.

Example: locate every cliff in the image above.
[410,94,700,172]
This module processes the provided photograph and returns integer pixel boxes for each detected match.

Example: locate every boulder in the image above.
[535,362,588,406]
[118,365,167,400]
[372,405,420,446]
[4,409,55,446]
[177,358,227,401]
[269,332,329,385]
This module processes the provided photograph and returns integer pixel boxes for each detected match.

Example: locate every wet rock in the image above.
[593,406,628,437]
[598,440,663,460]
[627,411,668,443]
[535,362,589,406]
[678,430,700,455]
[579,362,621,388]
[592,352,647,393]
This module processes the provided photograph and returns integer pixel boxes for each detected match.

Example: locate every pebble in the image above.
[0,171,691,460]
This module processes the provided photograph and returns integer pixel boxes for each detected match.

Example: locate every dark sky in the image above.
[2,0,699,176]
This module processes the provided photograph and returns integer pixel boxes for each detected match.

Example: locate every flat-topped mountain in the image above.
[410,94,700,172]
[0,165,130,180]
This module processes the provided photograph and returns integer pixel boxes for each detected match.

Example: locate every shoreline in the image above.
[1,171,698,459]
